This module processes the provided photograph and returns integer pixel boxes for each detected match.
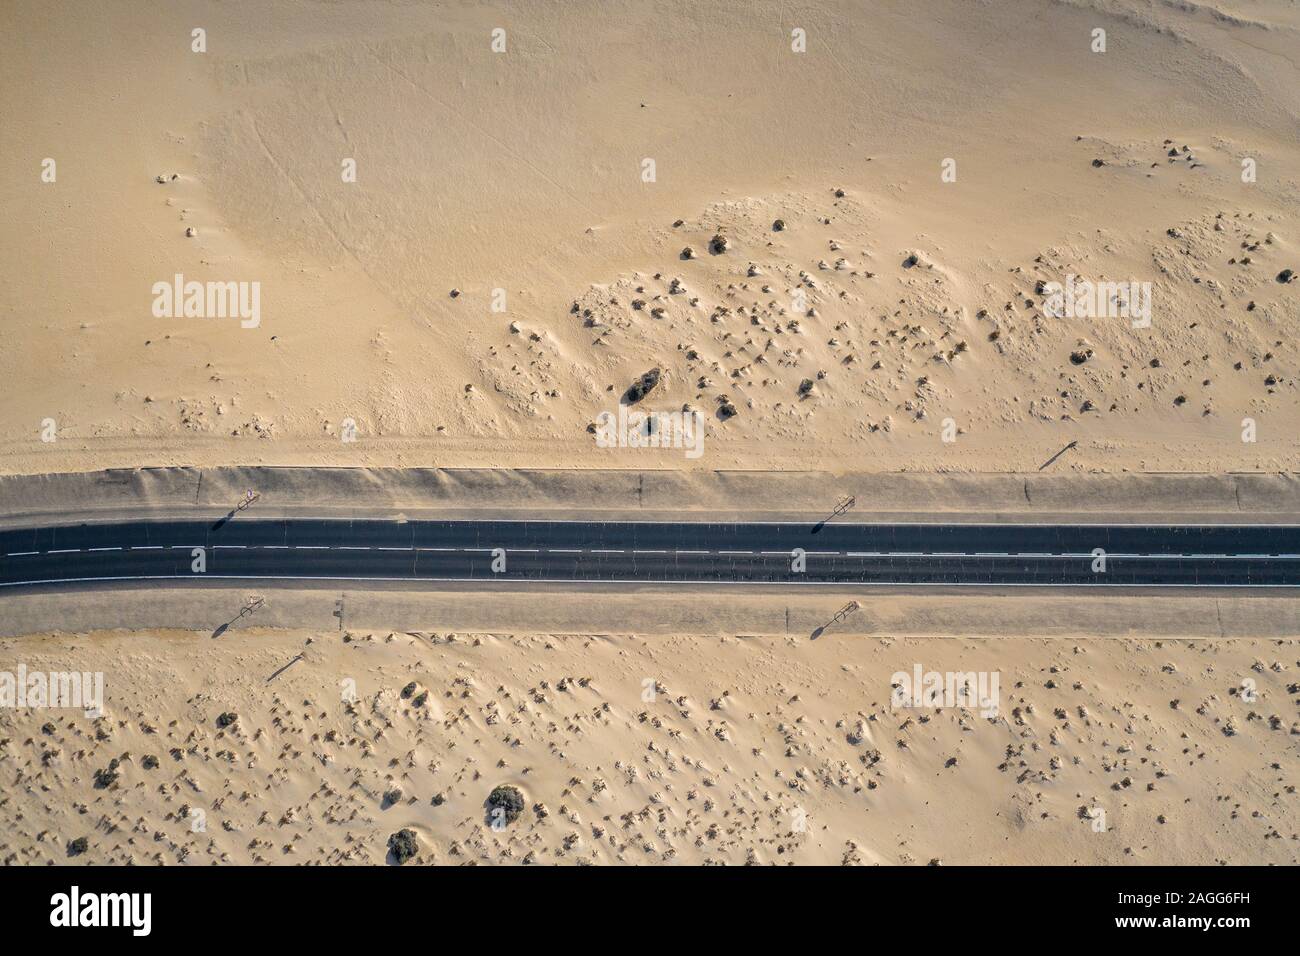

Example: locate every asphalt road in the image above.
[0,517,1297,588]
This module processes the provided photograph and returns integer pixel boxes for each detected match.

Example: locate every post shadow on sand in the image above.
[212,596,266,639]
[811,600,861,640]
[812,495,856,534]
[265,654,304,683]
[1038,440,1078,471]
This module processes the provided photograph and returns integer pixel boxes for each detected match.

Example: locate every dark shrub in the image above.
[388,828,419,865]
[92,759,120,789]
[487,784,526,825]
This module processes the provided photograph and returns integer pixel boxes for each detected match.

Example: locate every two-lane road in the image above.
[1,518,1297,587]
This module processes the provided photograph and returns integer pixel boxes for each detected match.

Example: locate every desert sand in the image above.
[2,627,1296,865]
[1,0,1296,475]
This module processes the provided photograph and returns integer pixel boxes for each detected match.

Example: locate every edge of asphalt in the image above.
[1,466,1299,528]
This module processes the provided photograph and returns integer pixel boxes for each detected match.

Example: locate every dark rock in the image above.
[623,367,662,404]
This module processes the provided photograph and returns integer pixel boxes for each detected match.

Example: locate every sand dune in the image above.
[1,0,1295,474]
